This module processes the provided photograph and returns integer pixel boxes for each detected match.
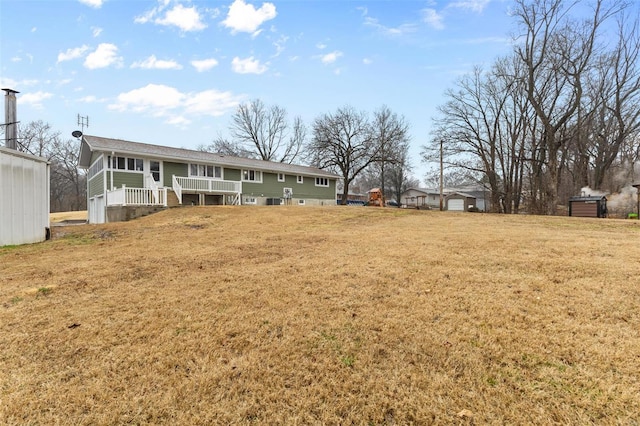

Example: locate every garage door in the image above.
[448,199,464,211]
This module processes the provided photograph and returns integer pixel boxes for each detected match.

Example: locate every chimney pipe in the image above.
[3,88,19,150]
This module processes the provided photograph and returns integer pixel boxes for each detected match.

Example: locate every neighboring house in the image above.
[78,135,339,224]
[402,188,441,209]
[401,185,491,211]
[1,146,50,246]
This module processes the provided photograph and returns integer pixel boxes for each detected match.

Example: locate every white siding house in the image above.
[0,147,50,246]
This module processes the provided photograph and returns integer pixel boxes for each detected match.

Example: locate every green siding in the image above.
[107,171,144,189]
[242,172,336,200]
[224,168,241,181]
[163,161,188,187]
[88,172,104,197]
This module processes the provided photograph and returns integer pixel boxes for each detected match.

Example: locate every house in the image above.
[0,146,50,246]
[402,188,441,209]
[401,185,491,211]
[78,135,339,224]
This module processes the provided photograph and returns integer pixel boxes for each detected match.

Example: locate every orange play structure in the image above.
[367,188,384,207]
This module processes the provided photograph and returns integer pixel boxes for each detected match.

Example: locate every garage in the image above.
[445,192,477,212]
[447,199,464,211]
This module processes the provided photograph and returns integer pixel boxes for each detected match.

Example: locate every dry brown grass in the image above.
[1,206,639,425]
[50,210,87,223]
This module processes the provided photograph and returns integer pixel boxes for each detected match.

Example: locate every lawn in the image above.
[1,206,639,424]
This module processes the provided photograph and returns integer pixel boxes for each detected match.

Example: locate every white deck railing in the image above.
[174,176,242,193]
[172,175,241,205]
[107,185,167,207]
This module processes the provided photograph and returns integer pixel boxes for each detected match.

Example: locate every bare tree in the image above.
[513,0,618,213]
[307,106,377,205]
[227,99,305,163]
[387,141,415,207]
[370,105,411,197]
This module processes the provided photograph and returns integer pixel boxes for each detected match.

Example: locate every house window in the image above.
[298,199,306,205]
[297,175,303,184]
[243,197,257,205]
[116,156,126,170]
[190,163,222,178]
[277,173,285,182]
[242,169,262,182]
[88,158,104,179]
[315,177,329,187]
[109,156,143,171]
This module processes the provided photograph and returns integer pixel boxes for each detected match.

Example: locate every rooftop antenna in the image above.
[78,114,89,132]
[73,114,89,139]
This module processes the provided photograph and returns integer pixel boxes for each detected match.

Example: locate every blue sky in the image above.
[1,0,516,182]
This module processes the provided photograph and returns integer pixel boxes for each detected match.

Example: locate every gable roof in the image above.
[79,135,338,178]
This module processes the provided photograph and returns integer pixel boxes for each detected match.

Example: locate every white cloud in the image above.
[135,2,206,32]
[57,45,90,63]
[157,4,206,31]
[319,51,343,65]
[231,56,267,74]
[109,84,184,114]
[449,0,490,13]
[84,43,122,69]
[167,115,191,126]
[191,58,219,72]
[92,26,103,37]
[131,55,183,70]
[78,95,98,103]
[422,8,445,30]
[19,91,53,109]
[11,57,21,62]
[272,35,288,57]
[222,0,276,36]
[316,42,327,50]
[363,16,417,37]
[108,84,243,124]
[185,90,243,116]
[79,0,103,8]
[363,58,372,65]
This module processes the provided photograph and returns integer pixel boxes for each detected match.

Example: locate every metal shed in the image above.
[0,147,50,246]
[568,195,608,218]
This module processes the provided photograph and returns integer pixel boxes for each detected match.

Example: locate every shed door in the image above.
[448,199,464,211]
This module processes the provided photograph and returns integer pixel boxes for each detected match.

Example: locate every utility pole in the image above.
[439,139,444,211]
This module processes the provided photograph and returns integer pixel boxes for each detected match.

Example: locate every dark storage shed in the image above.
[569,195,608,218]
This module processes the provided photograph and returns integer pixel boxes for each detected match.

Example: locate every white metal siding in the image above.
[0,147,50,246]
[89,195,106,224]
[447,199,464,211]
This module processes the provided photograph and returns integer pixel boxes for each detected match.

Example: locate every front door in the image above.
[149,160,162,184]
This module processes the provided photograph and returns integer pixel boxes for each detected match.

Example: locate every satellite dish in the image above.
[72,130,83,138]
